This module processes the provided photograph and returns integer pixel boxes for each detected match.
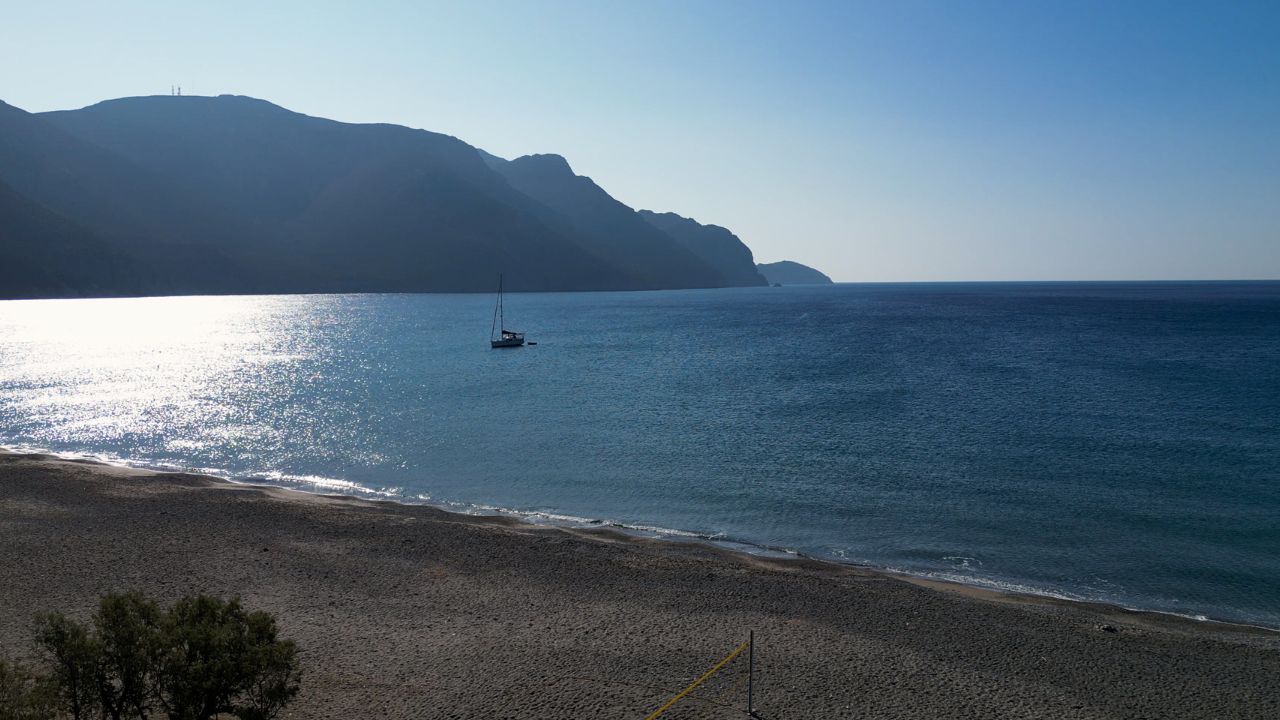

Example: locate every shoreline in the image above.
[3,445,1273,634]
[3,449,1280,718]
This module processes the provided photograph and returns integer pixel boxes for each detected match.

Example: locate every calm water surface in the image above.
[1,283,1277,626]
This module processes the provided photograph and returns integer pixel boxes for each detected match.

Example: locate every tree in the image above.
[151,595,301,720]
[32,613,99,720]
[232,612,301,720]
[152,595,250,719]
[31,593,302,720]
[0,659,58,720]
[94,592,160,720]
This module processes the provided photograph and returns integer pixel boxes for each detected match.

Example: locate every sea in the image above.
[1,282,1277,628]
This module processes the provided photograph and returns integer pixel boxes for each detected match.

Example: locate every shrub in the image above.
[152,595,301,720]
[95,591,160,720]
[31,592,301,720]
[32,613,99,720]
[0,659,58,720]
[234,611,302,720]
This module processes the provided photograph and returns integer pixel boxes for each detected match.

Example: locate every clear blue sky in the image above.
[3,0,1277,281]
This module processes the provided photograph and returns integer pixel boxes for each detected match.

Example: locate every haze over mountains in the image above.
[0,94,814,299]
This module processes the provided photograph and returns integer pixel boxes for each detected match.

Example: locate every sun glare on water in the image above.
[0,295,319,453]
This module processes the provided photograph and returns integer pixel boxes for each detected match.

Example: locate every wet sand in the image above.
[1,450,1277,718]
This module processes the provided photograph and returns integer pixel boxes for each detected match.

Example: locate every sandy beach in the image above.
[1,449,1277,719]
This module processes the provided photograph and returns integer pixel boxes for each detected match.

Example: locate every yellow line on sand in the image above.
[645,640,750,720]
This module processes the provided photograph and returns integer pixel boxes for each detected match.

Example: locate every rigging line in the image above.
[491,274,502,340]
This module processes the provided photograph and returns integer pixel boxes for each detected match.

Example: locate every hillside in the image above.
[0,95,774,298]
[33,96,629,293]
[481,153,725,290]
[0,178,150,299]
[638,210,766,287]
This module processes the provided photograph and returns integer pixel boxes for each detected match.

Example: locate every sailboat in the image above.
[490,274,526,348]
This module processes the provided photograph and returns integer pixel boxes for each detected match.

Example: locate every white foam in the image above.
[4,442,1276,631]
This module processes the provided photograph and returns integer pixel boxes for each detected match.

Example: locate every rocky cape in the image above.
[757,260,834,285]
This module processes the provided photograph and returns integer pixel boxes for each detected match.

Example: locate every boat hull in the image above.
[490,338,525,348]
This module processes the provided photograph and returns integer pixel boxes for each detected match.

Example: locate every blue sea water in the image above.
[1,282,1277,627]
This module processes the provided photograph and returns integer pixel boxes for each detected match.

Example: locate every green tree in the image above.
[232,612,301,720]
[32,592,302,720]
[152,596,301,720]
[94,592,160,720]
[33,613,99,720]
[0,659,58,720]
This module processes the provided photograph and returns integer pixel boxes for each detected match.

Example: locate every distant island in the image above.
[756,260,834,285]
[0,95,831,299]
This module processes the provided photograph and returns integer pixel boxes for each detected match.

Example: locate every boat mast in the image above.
[491,274,503,340]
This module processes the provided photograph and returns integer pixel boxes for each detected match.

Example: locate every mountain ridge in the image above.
[0,94,823,298]
[482,151,731,290]
[638,210,766,287]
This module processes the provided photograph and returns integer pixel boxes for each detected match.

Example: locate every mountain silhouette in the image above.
[756,260,834,285]
[1,95,795,298]
[0,99,255,297]
[0,177,147,298]
[480,152,727,289]
[637,210,766,287]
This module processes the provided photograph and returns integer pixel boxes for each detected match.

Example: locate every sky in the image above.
[2,0,1277,281]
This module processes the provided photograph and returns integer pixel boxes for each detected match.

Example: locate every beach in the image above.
[1,450,1277,719]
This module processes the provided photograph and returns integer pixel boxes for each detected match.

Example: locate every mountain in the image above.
[0,98,225,249]
[33,95,639,293]
[480,153,728,289]
[0,99,258,297]
[0,178,148,299]
[637,210,766,287]
[0,94,773,298]
[756,261,834,285]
